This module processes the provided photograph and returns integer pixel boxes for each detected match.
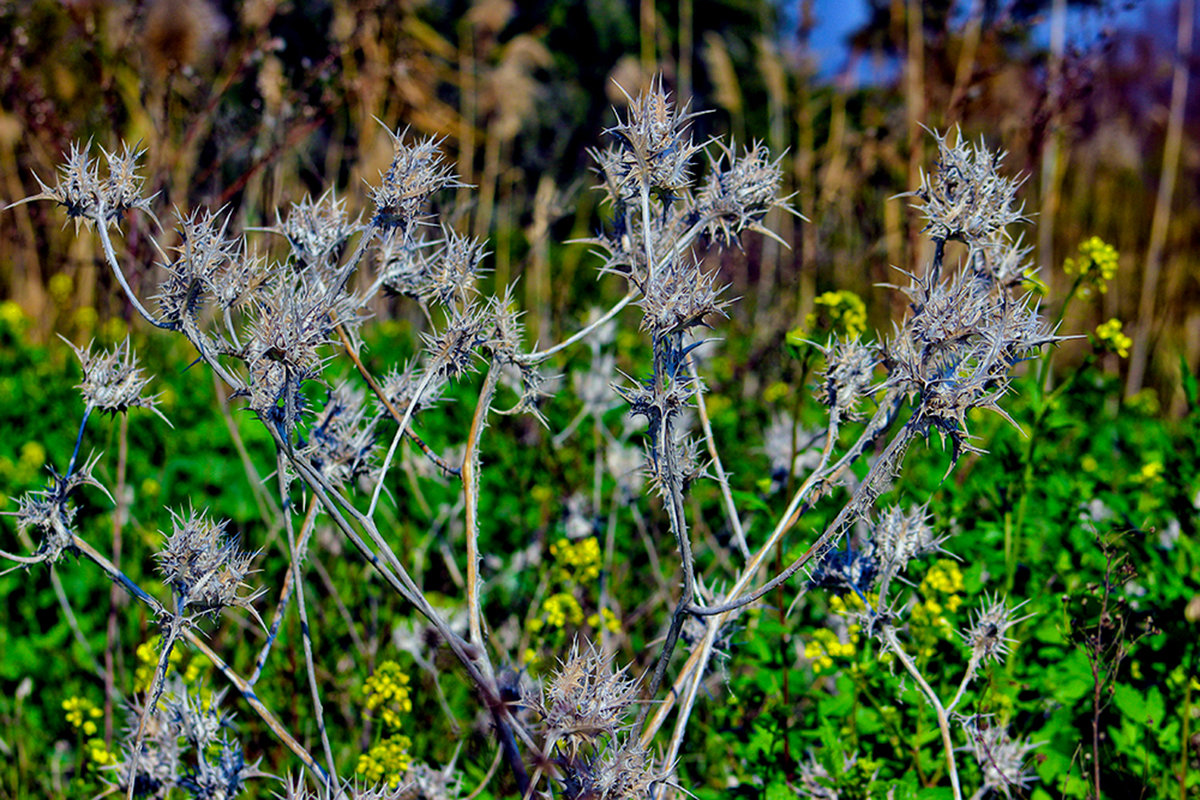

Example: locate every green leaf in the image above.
[1181,353,1198,411]
[1045,648,1093,706]
[731,489,773,515]
[1112,683,1164,725]
[765,782,792,800]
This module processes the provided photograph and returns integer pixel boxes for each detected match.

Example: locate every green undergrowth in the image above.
[1,296,1197,799]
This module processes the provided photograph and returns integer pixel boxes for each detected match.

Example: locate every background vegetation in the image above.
[0,0,1197,798]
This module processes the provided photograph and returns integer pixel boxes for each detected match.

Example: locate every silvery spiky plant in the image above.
[1,76,1059,800]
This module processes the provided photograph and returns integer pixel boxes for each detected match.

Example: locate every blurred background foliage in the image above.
[0,0,1198,797]
[1,0,1196,409]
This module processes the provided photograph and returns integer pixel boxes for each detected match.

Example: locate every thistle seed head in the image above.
[602,76,704,200]
[808,544,878,599]
[381,361,446,418]
[696,140,787,246]
[559,736,657,800]
[107,678,262,799]
[65,336,165,420]
[963,717,1040,797]
[11,140,154,231]
[535,638,641,748]
[635,254,729,336]
[815,335,878,416]
[421,301,490,380]
[907,128,1025,245]
[423,226,489,308]
[962,594,1032,664]
[377,230,438,298]
[156,507,263,618]
[275,190,359,270]
[370,129,461,235]
[302,383,379,488]
[155,207,239,330]
[212,245,275,311]
[99,142,156,225]
[870,505,948,583]
[12,454,110,564]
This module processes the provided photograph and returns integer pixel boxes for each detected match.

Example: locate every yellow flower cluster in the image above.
[1136,459,1164,484]
[803,593,876,674]
[526,537,621,668]
[356,734,413,789]
[530,592,585,631]
[62,696,102,736]
[0,299,26,330]
[134,636,206,692]
[86,738,113,766]
[911,560,965,648]
[586,607,621,634]
[1095,318,1132,358]
[550,537,601,583]
[921,559,964,596]
[806,290,868,339]
[804,626,861,674]
[364,661,413,729]
[1064,236,1119,296]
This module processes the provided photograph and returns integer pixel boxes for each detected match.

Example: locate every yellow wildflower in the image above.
[356,734,412,788]
[62,696,103,737]
[806,290,868,339]
[1095,318,1132,358]
[363,661,413,729]
[87,738,113,767]
[587,607,622,634]
[549,537,601,583]
[1064,236,1119,296]
[542,592,584,628]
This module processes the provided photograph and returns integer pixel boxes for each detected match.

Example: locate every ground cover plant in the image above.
[1,72,1198,800]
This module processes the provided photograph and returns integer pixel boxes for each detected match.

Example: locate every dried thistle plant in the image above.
[0,72,1071,800]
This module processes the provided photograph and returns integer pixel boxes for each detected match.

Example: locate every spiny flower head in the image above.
[814,334,877,415]
[370,129,461,235]
[695,140,787,245]
[99,142,155,225]
[7,140,154,231]
[559,736,657,800]
[908,128,1025,245]
[380,361,445,419]
[536,638,641,748]
[65,336,166,420]
[870,505,948,583]
[962,594,1031,664]
[808,544,877,599]
[599,76,704,201]
[106,680,261,799]
[11,454,110,564]
[275,190,359,269]
[635,253,730,335]
[155,207,239,330]
[156,507,262,618]
[964,717,1040,797]
[302,383,378,488]
[422,226,489,308]
[421,301,490,380]
[377,231,439,298]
